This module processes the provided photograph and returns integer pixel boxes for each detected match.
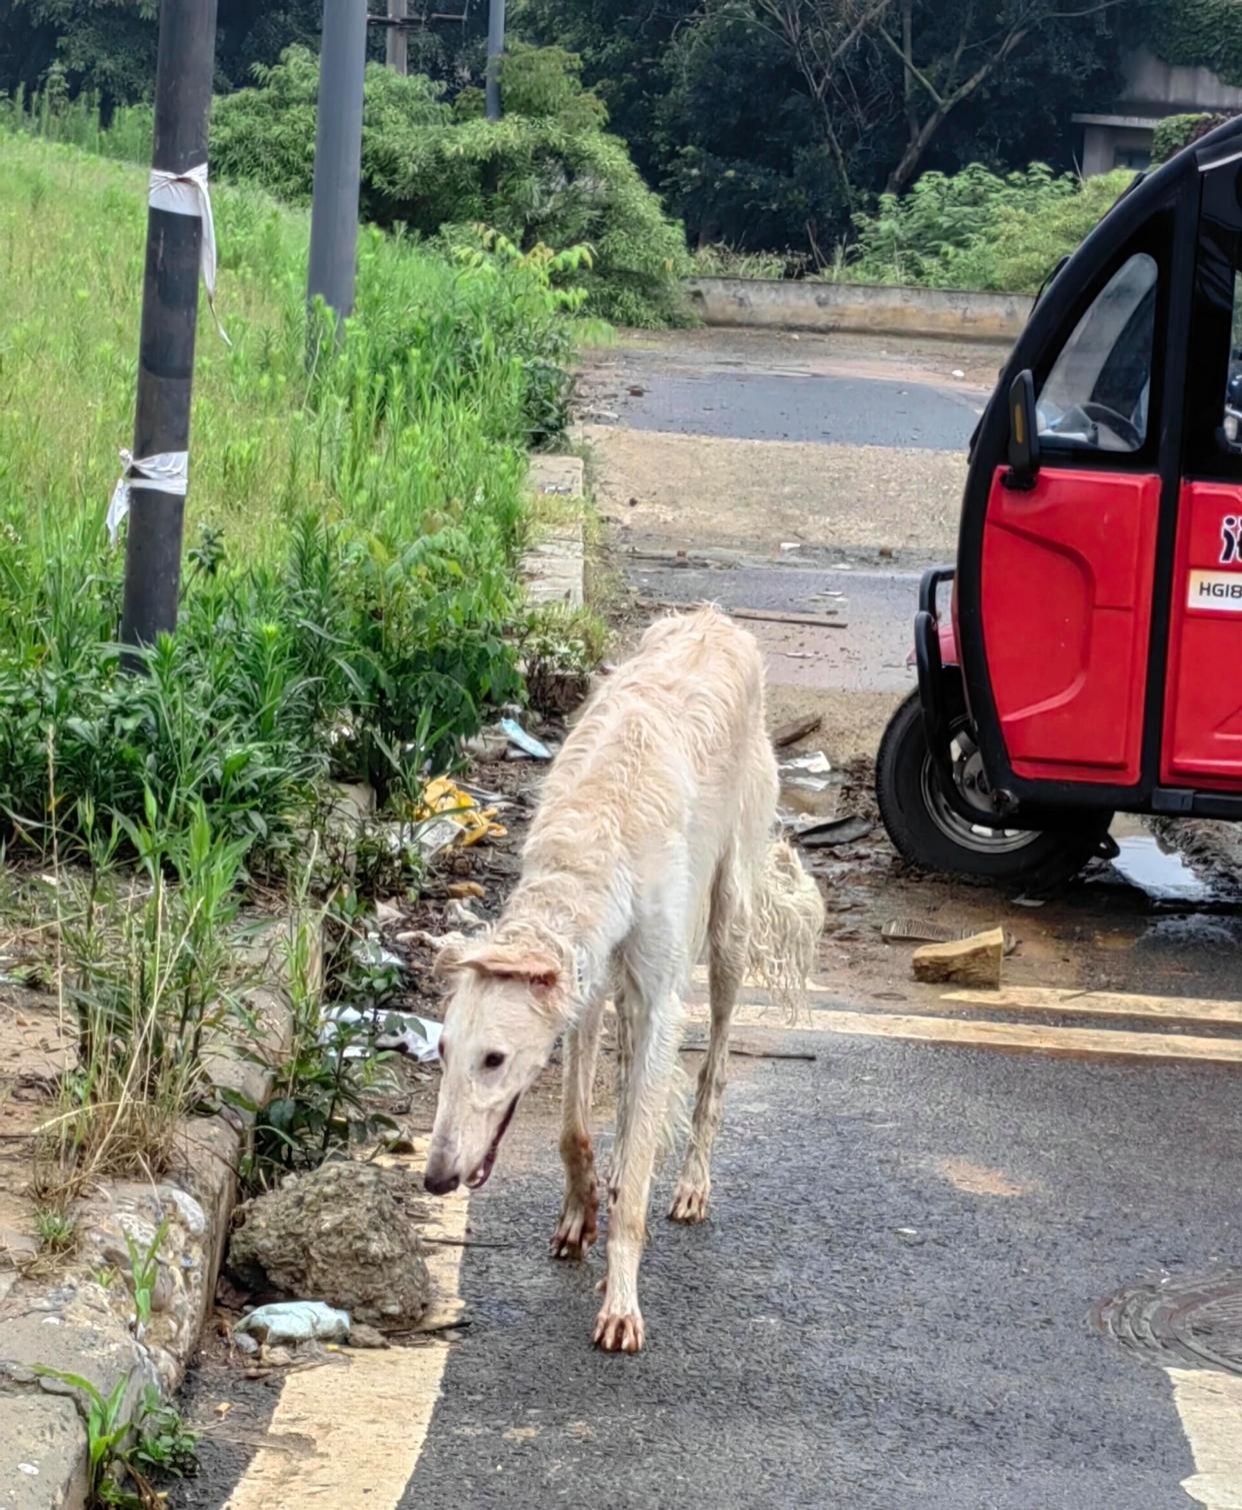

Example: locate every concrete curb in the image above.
[522,455,586,609]
[0,915,318,1509]
[684,275,1033,343]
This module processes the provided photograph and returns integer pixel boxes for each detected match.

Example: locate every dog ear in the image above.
[437,941,564,1004]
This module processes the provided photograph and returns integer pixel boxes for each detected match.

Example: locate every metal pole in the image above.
[387,0,408,74]
[120,0,218,652]
[485,0,506,121]
[308,0,367,326]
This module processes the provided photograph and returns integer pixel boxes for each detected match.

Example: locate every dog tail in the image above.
[746,839,825,1020]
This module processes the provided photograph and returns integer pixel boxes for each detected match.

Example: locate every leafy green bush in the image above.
[1153,112,1229,164]
[1142,0,1242,88]
[843,163,1134,293]
[211,46,690,326]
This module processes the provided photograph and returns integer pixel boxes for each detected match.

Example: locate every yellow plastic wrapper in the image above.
[414,777,506,848]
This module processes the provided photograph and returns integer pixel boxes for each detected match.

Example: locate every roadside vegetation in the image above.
[0,126,601,1212]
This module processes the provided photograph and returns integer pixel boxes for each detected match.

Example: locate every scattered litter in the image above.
[324,1004,443,1063]
[353,938,403,972]
[235,1301,351,1347]
[17,1465,38,1477]
[446,898,486,931]
[447,881,486,900]
[783,651,814,659]
[214,1402,233,1418]
[951,369,966,379]
[1012,895,1048,908]
[233,1331,259,1355]
[878,546,894,560]
[414,777,507,847]
[780,751,834,794]
[784,752,832,776]
[500,717,553,761]
[780,541,801,552]
[831,561,852,570]
[884,918,1016,955]
[374,899,403,927]
[628,385,646,397]
[771,713,823,749]
[796,815,874,848]
[378,1012,442,1063]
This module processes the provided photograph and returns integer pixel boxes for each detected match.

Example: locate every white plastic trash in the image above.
[235,1301,351,1345]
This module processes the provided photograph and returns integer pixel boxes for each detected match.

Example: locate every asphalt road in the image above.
[599,366,982,450]
[183,1019,1242,1509]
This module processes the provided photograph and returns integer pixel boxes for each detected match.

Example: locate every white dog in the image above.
[424,608,824,1352]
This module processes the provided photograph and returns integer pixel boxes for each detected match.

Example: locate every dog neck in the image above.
[495,881,619,1022]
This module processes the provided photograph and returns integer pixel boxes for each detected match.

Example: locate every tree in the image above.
[751,0,1125,199]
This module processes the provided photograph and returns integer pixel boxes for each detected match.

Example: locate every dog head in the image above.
[423,938,569,1196]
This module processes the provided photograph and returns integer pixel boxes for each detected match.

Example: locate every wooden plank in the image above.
[771,713,823,748]
[636,598,846,630]
[942,986,1242,1032]
[776,1009,1242,1065]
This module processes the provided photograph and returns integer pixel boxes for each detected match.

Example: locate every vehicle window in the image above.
[1037,253,1158,454]
[1220,273,1242,455]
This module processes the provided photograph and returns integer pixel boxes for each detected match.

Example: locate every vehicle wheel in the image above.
[875,688,1113,887]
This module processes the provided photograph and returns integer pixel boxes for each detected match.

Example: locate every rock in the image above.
[226,1163,430,1331]
[912,927,1005,988]
[347,1323,390,1350]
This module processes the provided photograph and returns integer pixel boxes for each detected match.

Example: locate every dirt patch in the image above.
[0,988,72,1266]
[582,424,965,560]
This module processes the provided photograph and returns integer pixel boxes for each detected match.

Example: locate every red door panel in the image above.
[981,466,1160,785]
[1162,481,1242,789]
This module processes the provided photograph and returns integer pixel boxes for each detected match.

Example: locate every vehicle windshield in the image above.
[1036,253,1157,454]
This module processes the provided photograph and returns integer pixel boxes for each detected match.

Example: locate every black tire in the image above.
[875,688,1113,888]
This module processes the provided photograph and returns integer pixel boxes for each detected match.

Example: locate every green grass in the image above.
[0,133,592,859]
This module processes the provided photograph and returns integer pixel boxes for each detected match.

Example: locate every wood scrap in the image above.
[912,927,1005,989]
[770,713,823,749]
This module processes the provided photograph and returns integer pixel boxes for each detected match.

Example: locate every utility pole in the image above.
[485,0,506,121]
[119,0,219,652]
[386,0,408,75]
[308,0,367,328]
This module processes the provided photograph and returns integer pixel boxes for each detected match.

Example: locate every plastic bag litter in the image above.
[322,1005,443,1063]
[780,751,835,794]
[235,1301,351,1346]
[500,717,552,761]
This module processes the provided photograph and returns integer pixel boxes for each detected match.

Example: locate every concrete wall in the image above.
[1121,47,1242,114]
[684,276,1033,343]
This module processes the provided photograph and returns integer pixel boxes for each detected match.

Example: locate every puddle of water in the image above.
[1109,836,1211,904]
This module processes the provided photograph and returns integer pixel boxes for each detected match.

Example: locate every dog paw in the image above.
[593,1306,645,1353]
[549,1191,598,1261]
[668,1180,710,1224]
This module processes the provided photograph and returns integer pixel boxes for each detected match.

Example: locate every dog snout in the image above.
[424,1155,461,1197]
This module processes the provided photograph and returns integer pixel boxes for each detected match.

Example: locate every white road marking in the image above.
[1169,1367,1242,1510]
[224,1140,468,1510]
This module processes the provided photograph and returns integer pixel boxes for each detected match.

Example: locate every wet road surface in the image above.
[180,1004,1242,1510]
[597,365,982,449]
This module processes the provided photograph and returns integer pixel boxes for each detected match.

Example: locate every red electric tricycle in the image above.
[876,114,1242,886]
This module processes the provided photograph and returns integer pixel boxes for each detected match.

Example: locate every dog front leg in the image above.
[595,992,680,1354]
[550,993,605,1261]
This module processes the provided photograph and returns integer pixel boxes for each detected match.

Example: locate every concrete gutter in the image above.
[684,276,1033,343]
[0,808,385,1510]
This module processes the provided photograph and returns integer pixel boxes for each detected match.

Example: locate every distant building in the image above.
[1074,48,1242,176]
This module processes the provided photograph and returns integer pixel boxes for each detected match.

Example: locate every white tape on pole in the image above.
[107,449,189,546]
[148,162,230,345]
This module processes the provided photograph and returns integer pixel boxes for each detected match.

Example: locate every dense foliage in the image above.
[845,163,1134,292]
[211,46,689,324]
[1141,0,1242,89]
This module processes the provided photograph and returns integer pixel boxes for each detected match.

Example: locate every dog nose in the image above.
[424,1168,461,1197]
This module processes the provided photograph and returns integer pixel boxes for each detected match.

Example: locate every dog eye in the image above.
[482,1051,506,1070]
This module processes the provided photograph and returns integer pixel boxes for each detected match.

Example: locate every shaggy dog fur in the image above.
[424,608,825,1352]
